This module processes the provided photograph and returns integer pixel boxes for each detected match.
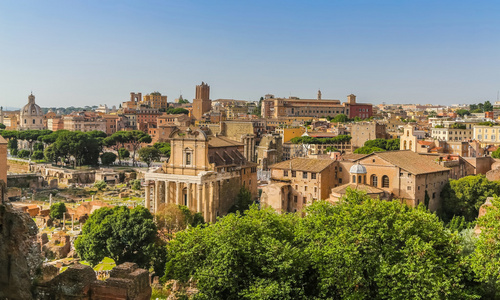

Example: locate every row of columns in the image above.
[145,180,221,222]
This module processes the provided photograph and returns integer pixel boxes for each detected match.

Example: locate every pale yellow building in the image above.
[143,93,168,110]
[144,128,258,222]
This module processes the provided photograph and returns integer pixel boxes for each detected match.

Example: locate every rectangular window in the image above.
[186,153,192,165]
[339,178,343,183]
[284,170,288,177]
[292,171,296,177]
[294,195,297,203]
[303,172,308,179]
[311,173,317,179]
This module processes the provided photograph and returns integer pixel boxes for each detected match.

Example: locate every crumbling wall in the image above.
[0,203,43,300]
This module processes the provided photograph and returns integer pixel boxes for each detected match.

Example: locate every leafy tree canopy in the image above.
[100,152,117,165]
[439,175,500,222]
[164,196,474,299]
[290,135,351,145]
[74,206,160,271]
[138,146,160,167]
[354,146,385,154]
[50,202,66,220]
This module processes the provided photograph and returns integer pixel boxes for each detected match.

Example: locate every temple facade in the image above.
[144,128,258,222]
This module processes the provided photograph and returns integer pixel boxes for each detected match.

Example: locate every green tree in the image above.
[484,101,493,112]
[50,202,67,220]
[32,150,44,160]
[164,198,475,299]
[17,149,30,158]
[492,148,500,159]
[118,147,130,160]
[166,108,189,115]
[153,142,171,158]
[100,152,117,165]
[228,187,253,213]
[364,138,387,149]
[74,206,160,271]
[332,113,349,123]
[385,138,400,150]
[0,123,5,130]
[354,146,385,154]
[94,180,107,190]
[138,146,160,167]
[164,205,304,299]
[455,109,471,117]
[123,130,152,166]
[130,179,141,190]
[440,175,500,222]
[296,199,473,299]
[471,196,500,297]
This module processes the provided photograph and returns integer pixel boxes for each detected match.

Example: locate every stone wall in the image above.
[0,203,43,300]
[7,158,30,173]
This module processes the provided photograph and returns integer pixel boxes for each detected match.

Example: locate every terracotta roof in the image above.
[342,153,369,161]
[270,158,335,173]
[208,136,243,148]
[356,150,449,175]
[418,141,433,146]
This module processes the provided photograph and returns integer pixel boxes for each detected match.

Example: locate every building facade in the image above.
[144,128,257,222]
[19,93,44,130]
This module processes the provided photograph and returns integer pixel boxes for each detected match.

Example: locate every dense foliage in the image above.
[227,187,253,213]
[49,202,66,220]
[471,197,500,297]
[100,152,117,165]
[153,142,171,158]
[354,146,385,154]
[138,146,161,167]
[75,206,161,272]
[440,175,500,222]
[164,194,477,299]
[289,135,351,145]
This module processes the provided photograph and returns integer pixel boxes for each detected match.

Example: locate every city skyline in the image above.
[1,0,499,107]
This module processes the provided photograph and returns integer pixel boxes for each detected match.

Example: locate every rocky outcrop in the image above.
[0,203,43,300]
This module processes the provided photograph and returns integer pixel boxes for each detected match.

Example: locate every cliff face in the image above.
[0,203,43,300]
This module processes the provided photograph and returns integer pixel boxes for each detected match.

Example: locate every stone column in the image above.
[204,183,210,221]
[71,214,75,231]
[187,183,192,209]
[197,183,203,213]
[145,181,151,210]
[154,181,160,213]
[164,181,170,205]
[154,181,162,213]
[176,182,181,205]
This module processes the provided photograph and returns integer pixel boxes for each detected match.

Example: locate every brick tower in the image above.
[192,82,211,120]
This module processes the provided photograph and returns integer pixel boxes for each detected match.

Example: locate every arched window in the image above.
[404,140,407,150]
[352,175,356,183]
[371,175,378,187]
[24,119,27,124]
[406,130,409,137]
[33,119,35,124]
[382,175,390,188]
[358,175,362,183]
[409,140,412,149]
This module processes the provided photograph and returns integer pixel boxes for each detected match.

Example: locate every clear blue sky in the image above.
[1,0,499,108]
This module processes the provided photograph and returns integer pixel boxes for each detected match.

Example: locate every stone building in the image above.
[63,111,106,132]
[192,82,212,120]
[143,92,168,109]
[260,158,337,213]
[350,122,387,148]
[262,150,451,213]
[261,92,373,120]
[144,128,258,222]
[256,133,283,170]
[19,93,44,130]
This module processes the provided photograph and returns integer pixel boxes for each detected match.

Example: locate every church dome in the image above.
[21,93,42,117]
[350,162,367,174]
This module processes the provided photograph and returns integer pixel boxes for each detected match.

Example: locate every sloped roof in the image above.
[207,136,243,148]
[366,150,449,175]
[342,153,370,161]
[270,158,335,173]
